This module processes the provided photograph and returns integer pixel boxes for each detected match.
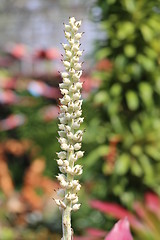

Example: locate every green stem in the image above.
[62,203,72,240]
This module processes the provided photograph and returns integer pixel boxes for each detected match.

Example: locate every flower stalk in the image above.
[55,17,84,240]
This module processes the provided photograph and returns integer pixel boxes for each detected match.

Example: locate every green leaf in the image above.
[145,146,160,161]
[140,24,154,41]
[117,22,135,40]
[124,44,136,57]
[131,159,143,177]
[137,54,155,71]
[110,84,122,96]
[139,155,154,183]
[139,82,153,106]
[115,153,130,175]
[126,91,139,110]
[84,146,108,167]
[131,145,142,157]
[123,0,136,13]
[96,48,111,60]
[106,0,116,4]
[94,91,109,104]
[115,55,127,70]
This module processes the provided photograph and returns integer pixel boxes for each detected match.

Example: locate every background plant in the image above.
[82,0,160,208]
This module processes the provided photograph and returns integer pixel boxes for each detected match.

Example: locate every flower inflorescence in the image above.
[55,17,84,212]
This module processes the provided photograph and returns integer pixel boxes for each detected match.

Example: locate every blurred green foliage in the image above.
[84,0,160,208]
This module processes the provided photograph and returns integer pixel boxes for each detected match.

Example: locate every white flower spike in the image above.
[55,17,84,240]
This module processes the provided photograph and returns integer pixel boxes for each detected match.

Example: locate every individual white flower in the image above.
[76,151,84,159]
[74,143,81,151]
[61,72,69,78]
[63,60,71,68]
[62,43,70,50]
[57,151,66,159]
[57,159,64,166]
[65,50,72,58]
[64,24,71,31]
[72,204,81,211]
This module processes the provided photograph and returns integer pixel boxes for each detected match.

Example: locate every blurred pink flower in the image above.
[0,114,26,131]
[86,228,107,238]
[34,48,60,60]
[145,192,160,215]
[0,90,19,104]
[27,80,60,99]
[10,44,26,60]
[90,200,141,228]
[105,218,133,240]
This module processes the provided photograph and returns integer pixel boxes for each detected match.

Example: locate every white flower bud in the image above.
[58,131,66,137]
[55,199,66,209]
[58,124,65,130]
[72,196,79,204]
[73,93,80,101]
[68,144,74,152]
[75,33,83,40]
[60,105,68,112]
[75,184,81,191]
[57,151,66,159]
[58,137,67,144]
[76,51,83,57]
[64,24,71,31]
[65,166,73,174]
[74,63,82,70]
[60,89,69,95]
[69,17,76,26]
[67,132,74,139]
[75,110,82,117]
[72,71,82,81]
[75,82,83,90]
[63,95,71,102]
[59,117,67,124]
[74,143,81,151]
[72,44,80,52]
[63,160,69,167]
[72,25,79,32]
[61,72,69,78]
[61,143,69,151]
[62,43,70,50]
[68,38,75,45]
[70,154,77,162]
[65,50,72,58]
[63,78,71,85]
[65,31,71,39]
[69,68,76,75]
[76,151,84,159]
[59,166,66,174]
[72,56,79,63]
[72,204,81,211]
[72,122,80,129]
[75,20,82,27]
[65,113,71,121]
[57,159,64,166]
[78,117,84,124]
[73,165,83,175]
[56,174,66,182]
[59,83,68,89]
[64,125,71,132]
[63,61,70,68]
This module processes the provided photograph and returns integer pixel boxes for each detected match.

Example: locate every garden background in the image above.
[0,0,160,239]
